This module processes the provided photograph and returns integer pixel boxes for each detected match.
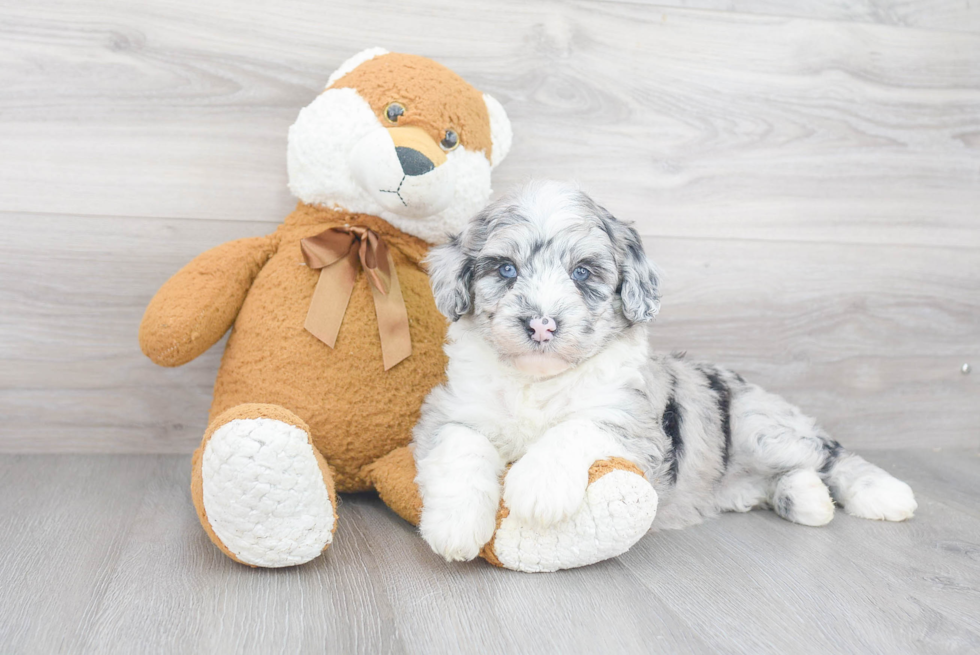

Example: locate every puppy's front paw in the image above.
[503,453,588,528]
[419,504,497,562]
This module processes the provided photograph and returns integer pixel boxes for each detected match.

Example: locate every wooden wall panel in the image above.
[630,0,980,34]
[1,2,977,247]
[1,214,975,451]
[0,0,977,451]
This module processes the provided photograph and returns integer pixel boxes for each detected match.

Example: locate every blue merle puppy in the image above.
[412,180,917,564]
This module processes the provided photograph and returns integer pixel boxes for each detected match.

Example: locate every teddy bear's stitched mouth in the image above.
[379,175,408,207]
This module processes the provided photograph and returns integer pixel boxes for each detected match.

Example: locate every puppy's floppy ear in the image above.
[426,232,474,321]
[614,222,661,323]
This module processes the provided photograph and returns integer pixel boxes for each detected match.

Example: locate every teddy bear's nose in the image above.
[395,147,435,177]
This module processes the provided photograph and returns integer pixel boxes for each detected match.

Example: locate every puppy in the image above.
[413,181,917,562]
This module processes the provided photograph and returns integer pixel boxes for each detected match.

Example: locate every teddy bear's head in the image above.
[287,48,512,244]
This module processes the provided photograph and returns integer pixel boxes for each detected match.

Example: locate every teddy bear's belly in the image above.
[210,242,448,492]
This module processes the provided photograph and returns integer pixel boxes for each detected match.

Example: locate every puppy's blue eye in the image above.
[499,263,517,279]
[571,266,591,282]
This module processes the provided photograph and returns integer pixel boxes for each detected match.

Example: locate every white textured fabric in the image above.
[492,470,658,573]
[483,93,512,169]
[286,87,496,245]
[202,418,335,568]
[349,128,457,218]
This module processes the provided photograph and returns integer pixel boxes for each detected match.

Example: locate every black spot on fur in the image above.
[473,255,517,293]
[819,440,844,475]
[703,370,732,470]
[575,279,609,308]
[775,493,794,519]
[528,237,553,259]
[625,240,645,262]
[473,255,513,279]
[662,391,683,485]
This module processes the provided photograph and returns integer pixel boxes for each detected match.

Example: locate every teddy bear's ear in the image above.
[483,93,512,169]
[325,47,390,88]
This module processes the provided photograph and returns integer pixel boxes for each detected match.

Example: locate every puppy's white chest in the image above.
[487,379,578,462]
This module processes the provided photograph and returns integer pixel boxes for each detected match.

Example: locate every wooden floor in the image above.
[1,449,977,654]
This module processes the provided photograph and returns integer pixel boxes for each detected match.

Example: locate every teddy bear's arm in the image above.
[138,235,278,367]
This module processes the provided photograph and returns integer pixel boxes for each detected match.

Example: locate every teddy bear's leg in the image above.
[481,458,658,572]
[361,446,423,526]
[191,403,338,567]
[363,450,657,572]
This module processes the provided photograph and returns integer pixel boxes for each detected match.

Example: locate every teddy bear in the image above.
[139,49,657,572]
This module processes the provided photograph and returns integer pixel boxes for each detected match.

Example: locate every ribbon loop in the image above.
[301,225,412,370]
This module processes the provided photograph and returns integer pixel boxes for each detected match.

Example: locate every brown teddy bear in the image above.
[140,49,656,572]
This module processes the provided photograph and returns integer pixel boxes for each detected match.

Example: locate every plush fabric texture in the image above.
[145,51,561,570]
[362,445,423,525]
[140,236,277,367]
[486,467,659,573]
[191,403,338,567]
[330,53,494,162]
[365,450,655,571]
[170,203,447,525]
[286,52,508,245]
[480,457,654,570]
[204,204,449,492]
[201,417,336,567]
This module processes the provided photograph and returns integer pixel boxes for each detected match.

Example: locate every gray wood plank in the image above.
[1,450,979,654]
[864,448,980,520]
[81,459,407,655]
[622,0,980,35]
[619,449,980,654]
[0,1,978,248]
[343,494,712,654]
[0,455,711,655]
[0,455,163,652]
[2,213,976,452]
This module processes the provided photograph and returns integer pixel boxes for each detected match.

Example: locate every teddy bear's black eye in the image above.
[385,102,405,123]
[440,129,459,151]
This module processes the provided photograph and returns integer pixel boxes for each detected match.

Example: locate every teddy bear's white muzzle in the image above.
[350,129,456,218]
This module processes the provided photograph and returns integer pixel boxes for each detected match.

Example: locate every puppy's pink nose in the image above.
[528,316,556,343]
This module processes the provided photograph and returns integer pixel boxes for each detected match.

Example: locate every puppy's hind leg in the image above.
[770,469,835,526]
[728,384,845,527]
[820,446,917,522]
[730,384,916,524]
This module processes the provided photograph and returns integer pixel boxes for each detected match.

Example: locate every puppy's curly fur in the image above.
[413,181,917,562]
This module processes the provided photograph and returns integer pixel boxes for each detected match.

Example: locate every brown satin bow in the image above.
[300,225,411,371]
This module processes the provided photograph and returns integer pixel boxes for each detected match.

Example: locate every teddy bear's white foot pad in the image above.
[201,418,335,567]
[489,469,658,573]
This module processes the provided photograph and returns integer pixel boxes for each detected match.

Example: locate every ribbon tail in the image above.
[304,248,359,348]
[369,250,412,370]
